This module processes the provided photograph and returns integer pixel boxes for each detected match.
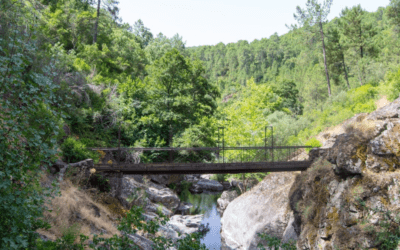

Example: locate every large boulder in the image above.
[366,97,400,120]
[145,183,180,210]
[125,233,153,250]
[369,121,400,156]
[167,214,204,235]
[117,176,179,212]
[195,179,224,192]
[326,133,365,175]
[217,190,238,214]
[220,172,298,250]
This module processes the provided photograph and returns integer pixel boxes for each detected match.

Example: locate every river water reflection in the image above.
[179,190,222,250]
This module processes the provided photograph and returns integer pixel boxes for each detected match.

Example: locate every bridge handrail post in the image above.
[118,123,121,165]
[271,126,274,162]
[264,126,266,162]
[223,127,225,164]
[218,127,225,164]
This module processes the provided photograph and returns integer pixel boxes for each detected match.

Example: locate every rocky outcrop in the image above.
[193,179,224,192]
[145,182,180,210]
[51,159,94,181]
[217,190,238,214]
[288,97,400,249]
[218,97,400,250]
[116,176,179,218]
[220,172,299,250]
[175,202,193,215]
[126,233,153,250]
[167,214,204,235]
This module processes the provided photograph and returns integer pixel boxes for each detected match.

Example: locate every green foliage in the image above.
[305,138,322,152]
[381,66,400,101]
[210,174,226,182]
[271,79,304,115]
[388,0,400,27]
[35,205,209,249]
[60,137,97,163]
[179,192,221,215]
[88,174,111,193]
[4,0,400,248]
[0,0,66,248]
[35,234,89,250]
[257,233,297,250]
[357,198,400,250]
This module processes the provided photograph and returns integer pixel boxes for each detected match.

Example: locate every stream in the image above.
[179,190,222,250]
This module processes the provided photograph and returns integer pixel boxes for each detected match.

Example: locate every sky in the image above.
[118,0,389,47]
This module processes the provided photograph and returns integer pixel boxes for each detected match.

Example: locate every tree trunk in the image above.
[341,55,350,89]
[93,0,101,44]
[319,21,331,97]
[360,46,364,58]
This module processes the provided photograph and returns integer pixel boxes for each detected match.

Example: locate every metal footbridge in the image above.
[90,127,313,174]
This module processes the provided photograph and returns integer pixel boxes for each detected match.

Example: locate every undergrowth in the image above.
[35,205,210,249]
[357,198,400,250]
[257,233,296,250]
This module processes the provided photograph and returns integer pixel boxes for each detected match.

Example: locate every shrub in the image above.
[211,174,226,182]
[305,138,322,152]
[257,232,296,250]
[88,174,111,193]
[60,137,99,163]
[382,67,400,101]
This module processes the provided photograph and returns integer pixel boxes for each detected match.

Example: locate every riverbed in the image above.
[179,190,222,249]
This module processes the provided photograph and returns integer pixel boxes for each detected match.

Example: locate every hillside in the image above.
[3,0,400,248]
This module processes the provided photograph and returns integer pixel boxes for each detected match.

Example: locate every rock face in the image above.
[288,97,400,249]
[220,172,299,250]
[145,183,180,210]
[175,202,193,215]
[217,190,238,214]
[194,179,224,192]
[116,176,180,219]
[51,159,94,181]
[168,214,204,235]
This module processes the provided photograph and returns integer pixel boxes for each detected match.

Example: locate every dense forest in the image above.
[3,0,400,248]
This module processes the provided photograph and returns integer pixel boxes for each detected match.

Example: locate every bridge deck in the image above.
[93,161,312,174]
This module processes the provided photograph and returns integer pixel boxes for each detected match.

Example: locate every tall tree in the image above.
[134,19,154,48]
[387,0,400,29]
[293,0,333,96]
[93,0,120,43]
[339,5,377,85]
[326,26,350,88]
[144,49,218,147]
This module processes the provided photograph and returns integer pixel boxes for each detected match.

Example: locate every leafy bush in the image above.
[304,138,322,152]
[0,2,67,248]
[87,174,111,193]
[257,233,296,250]
[382,66,400,101]
[211,174,226,182]
[356,198,400,250]
[60,137,98,163]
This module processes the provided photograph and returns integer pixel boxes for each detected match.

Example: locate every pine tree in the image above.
[339,5,377,85]
[293,0,334,96]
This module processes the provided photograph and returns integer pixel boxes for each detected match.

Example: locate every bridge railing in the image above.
[90,145,312,165]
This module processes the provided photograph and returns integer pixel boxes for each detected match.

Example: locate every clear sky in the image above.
[118,0,389,47]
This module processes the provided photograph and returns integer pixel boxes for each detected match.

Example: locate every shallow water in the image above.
[179,191,222,250]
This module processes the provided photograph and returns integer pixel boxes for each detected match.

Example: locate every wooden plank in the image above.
[92,161,312,174]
